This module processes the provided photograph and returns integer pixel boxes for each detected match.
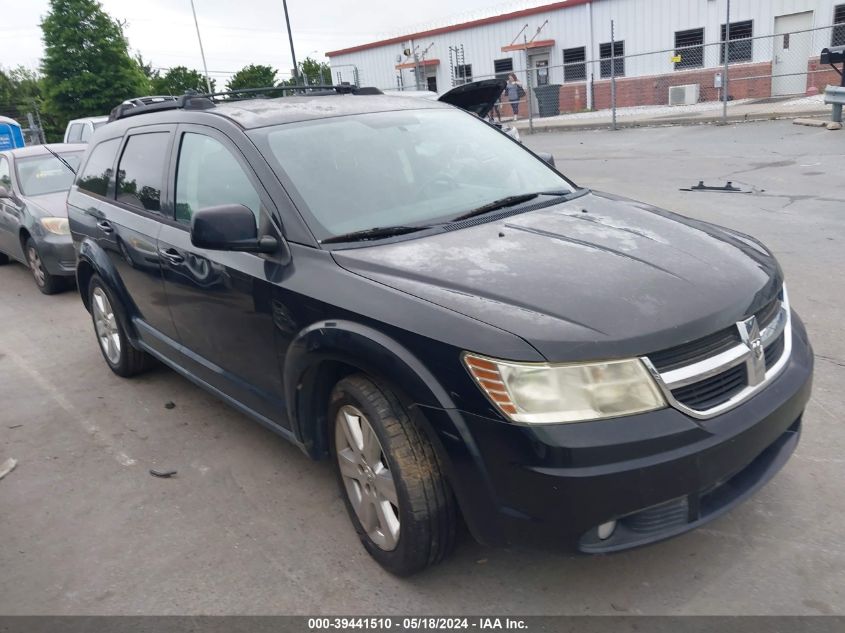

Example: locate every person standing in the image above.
[506,73,524,121]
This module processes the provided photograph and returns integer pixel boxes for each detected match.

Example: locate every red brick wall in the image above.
[555,62,773,114]
[807,57,843,92]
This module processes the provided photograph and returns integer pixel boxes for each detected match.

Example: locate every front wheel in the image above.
[26,238,65,294]
[330,374,456,576]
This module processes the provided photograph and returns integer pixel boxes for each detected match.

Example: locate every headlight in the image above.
[463,353,666,424]
[40,217,70,235]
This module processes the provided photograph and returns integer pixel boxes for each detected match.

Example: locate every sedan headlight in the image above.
[463,353,666,424]
[40,217,70,235]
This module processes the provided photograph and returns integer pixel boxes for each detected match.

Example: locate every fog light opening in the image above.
[597,520,617,540]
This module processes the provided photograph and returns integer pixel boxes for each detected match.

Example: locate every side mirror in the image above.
[190,204,278,254]
[537,152,556,168]
[0,185,11,199]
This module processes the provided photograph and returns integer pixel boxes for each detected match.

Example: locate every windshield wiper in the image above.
[42,146,77,176]
[321,225,430,244]
[449,190,574,223]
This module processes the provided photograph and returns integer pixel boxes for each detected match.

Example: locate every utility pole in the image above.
[282,0,299,85]
[524,31,534,134]
[189,0,213,94]
[722,0,731,124]
[610,19,617,131]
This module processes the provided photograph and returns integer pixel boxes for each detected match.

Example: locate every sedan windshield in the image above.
[253,108,575,241]
[15,153,82,196]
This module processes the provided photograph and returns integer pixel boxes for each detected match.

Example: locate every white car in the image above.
[63,116,109,144]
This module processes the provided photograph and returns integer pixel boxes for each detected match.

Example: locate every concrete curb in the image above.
[514,109,830,133]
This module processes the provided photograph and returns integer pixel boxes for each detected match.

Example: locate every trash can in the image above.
[533,84,561,118]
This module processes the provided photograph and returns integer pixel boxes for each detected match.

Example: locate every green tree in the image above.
[226,64,278,93]
[151,66,215,95]
[135,53,160,84]
[40,0,149,124]
[298,57,332,85]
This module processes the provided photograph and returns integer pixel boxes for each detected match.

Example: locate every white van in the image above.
[63,116,109,144]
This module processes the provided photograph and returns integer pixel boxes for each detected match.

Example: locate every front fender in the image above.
[284,320,457,439]
[284,320,504,545]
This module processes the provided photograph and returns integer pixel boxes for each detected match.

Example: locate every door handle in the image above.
[159,248,185,265]
[96,220,114,233]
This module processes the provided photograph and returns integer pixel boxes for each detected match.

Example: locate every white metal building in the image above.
[327,0,844,112]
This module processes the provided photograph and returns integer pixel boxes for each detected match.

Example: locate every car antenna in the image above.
[42,145,77,176]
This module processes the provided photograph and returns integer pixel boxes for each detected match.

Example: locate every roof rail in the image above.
[107,85,382,122]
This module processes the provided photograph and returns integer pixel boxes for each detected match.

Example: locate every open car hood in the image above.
[438,78,507,118]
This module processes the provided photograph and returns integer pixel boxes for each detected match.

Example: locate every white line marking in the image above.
[5,350,138,468]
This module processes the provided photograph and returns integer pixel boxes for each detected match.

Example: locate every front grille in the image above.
[671,363,747,409]
[764,332,785,369]
[649,298,780,372]
[623,497,689,533]
[649,327,739,372]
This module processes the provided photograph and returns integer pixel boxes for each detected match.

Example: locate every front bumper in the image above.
[36,233,76,276]
[424,312,813,551]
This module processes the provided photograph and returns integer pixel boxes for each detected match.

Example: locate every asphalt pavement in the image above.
[1,120,843,615]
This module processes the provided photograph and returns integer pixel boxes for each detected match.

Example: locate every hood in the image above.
[438,78,507,119]
[24,191,69,218]
[333,192,783,362]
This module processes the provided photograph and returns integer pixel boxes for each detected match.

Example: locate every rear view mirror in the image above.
[537,152,556,168]
[191,204,278,254]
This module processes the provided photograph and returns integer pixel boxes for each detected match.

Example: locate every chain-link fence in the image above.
[380,24,840,129]
[0,100,46,145]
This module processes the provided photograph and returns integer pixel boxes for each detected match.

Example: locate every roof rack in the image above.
[108,85,383,122]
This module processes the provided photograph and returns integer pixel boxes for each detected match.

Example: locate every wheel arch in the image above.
[284,320,458,461]
[75,238,140,341]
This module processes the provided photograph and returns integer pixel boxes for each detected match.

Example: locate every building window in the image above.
[599,41,624,78]
[454,64,472,84]
[720,20,753,64]
[834,5,845,46]
[494,58,513,77]
[674,28,704,69]
[563,47,587,82]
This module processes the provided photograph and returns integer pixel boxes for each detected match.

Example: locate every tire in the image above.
[26,238,65,295]
[0,251,9,265]
[329,374,456,576]
[87,274,155,377]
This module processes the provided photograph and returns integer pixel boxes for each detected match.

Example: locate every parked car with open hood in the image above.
[67,87,812,576]
[386,78,521,143]
[0,143,85,293]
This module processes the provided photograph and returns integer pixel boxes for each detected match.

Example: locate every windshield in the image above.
[252,109,575,241]
[16,153,82,196]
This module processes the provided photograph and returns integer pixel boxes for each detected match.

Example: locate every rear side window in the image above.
[116,132,169,213]
[80,123,93,143]
[174,132,261,225]
[67,123,83,143]
[77,138,120,196]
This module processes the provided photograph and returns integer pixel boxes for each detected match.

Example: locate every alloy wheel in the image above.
[92,287,122,365]
[28,246,46,287]
[335,404,401,551]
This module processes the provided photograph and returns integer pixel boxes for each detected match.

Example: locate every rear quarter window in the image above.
[66,123,83,143]
[77,138,120,197]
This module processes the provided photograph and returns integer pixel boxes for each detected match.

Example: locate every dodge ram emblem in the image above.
[738,316,766,386]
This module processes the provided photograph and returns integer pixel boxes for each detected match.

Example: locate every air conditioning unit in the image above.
[668,83,700,106]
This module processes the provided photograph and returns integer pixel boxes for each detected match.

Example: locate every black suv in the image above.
[68,88,813,576]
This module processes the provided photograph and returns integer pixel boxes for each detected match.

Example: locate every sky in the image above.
[0,0,552,82]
